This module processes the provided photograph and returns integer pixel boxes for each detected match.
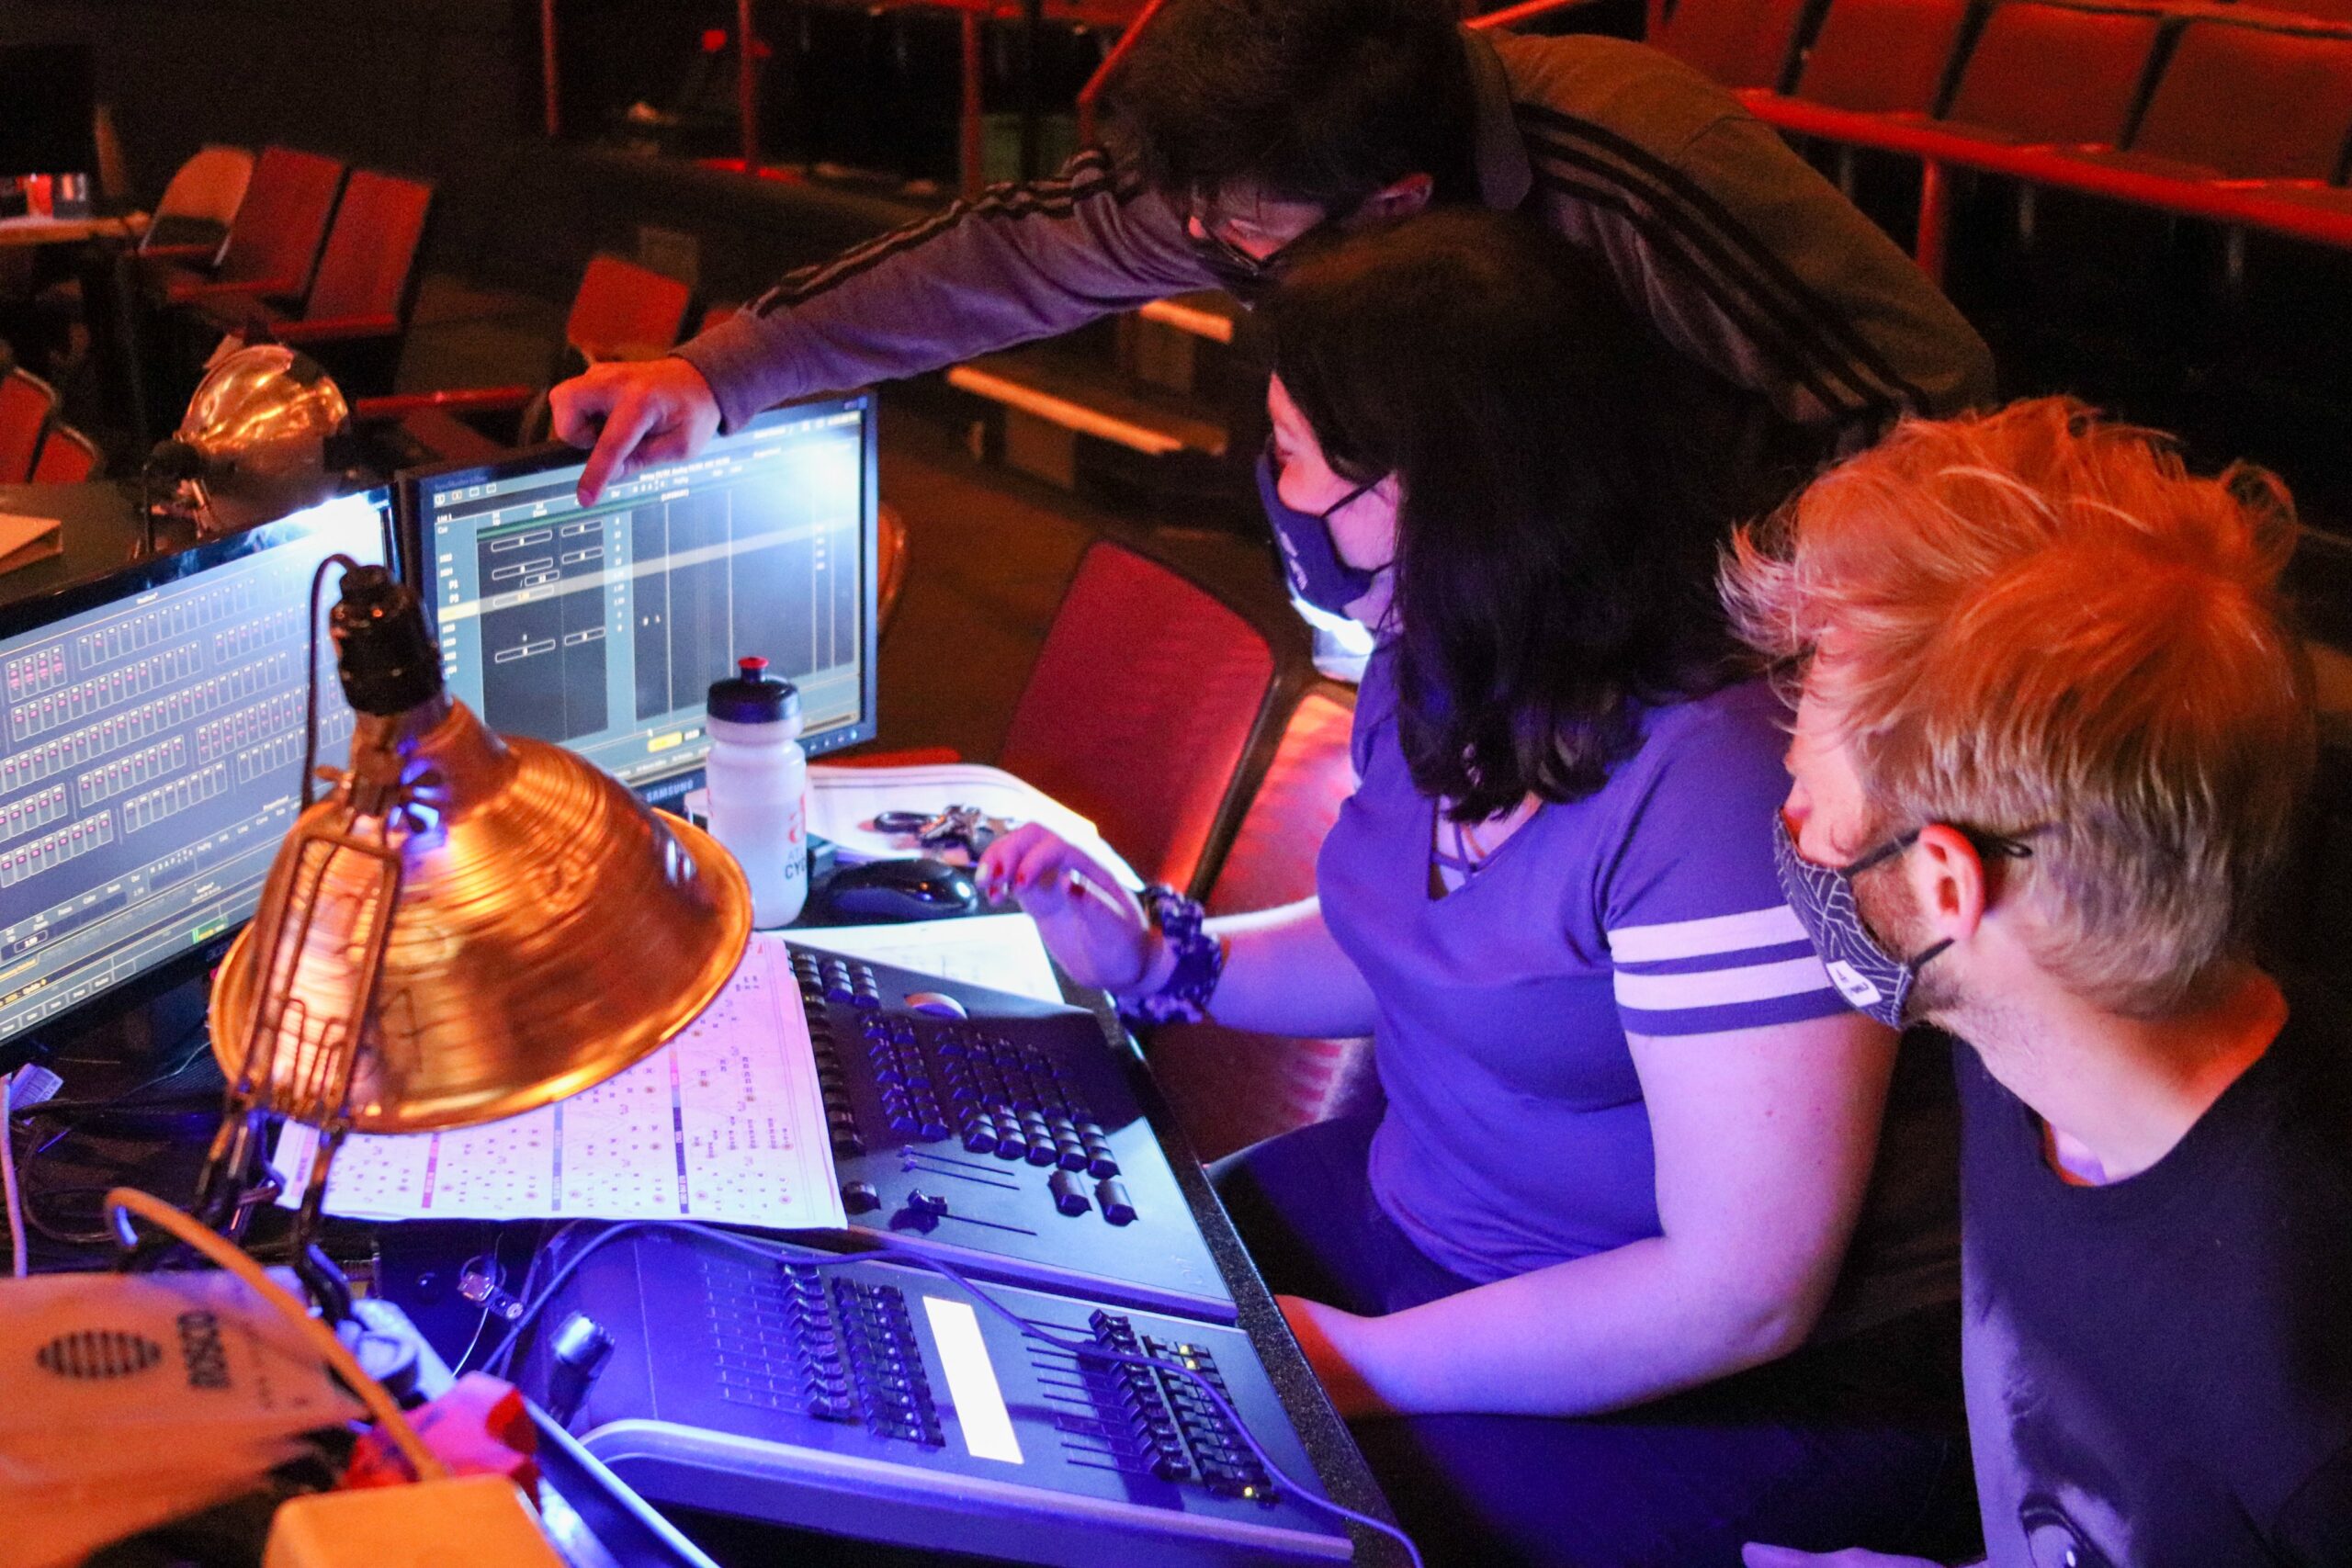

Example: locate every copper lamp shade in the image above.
[209,698,752,1134]
[173,344,353,536]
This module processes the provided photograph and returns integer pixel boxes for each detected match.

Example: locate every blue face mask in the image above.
[1770,814,1951,1030]
[1256,448,1384,618]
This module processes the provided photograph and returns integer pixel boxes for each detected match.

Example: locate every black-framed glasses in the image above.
[1845,822,2043,878]
[1182,189,1342,284]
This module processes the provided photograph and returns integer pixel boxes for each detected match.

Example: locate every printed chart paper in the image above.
[273,933,843,1228]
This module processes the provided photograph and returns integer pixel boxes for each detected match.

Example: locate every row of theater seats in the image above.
[1657,0,2352,254]
[125,145,436,407]
[1618,0,2352,523]
[118,146,716,476]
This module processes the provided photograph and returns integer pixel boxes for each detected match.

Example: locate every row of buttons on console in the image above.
[707,1260,944,1448]
[788,947,1137,1226]
[1081,1309,1273,1500]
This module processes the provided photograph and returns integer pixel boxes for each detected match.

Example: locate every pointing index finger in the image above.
[577,396,659,507]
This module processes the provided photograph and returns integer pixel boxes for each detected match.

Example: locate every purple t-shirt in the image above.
[1318,649,1848,1283]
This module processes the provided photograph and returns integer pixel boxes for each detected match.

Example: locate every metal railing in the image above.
[540,0,1148,199]
[1466,0,1619,29]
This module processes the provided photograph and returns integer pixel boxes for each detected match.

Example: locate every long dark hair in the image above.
[1264,209,1748,821]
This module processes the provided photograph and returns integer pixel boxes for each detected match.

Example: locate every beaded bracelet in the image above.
[1118,883,1227,1025]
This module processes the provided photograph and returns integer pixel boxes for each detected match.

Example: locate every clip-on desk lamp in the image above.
[111,559,750,1319]
[141,343,356,551]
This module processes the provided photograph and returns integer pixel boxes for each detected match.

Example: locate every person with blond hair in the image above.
[1727,397,2352,1568]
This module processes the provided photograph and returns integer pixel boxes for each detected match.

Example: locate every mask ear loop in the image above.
[1839,827,1974,981]
[1321,479,1404,586]
[1317,481,1376,521]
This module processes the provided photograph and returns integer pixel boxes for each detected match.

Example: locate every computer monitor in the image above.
[399,394,879,807]
[0,491,393,1046]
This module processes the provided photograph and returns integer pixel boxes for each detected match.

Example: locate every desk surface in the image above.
[0,497,1403,1561]
[0,479,152,609]
[0,213,130,247]
[16,961,1407,1566]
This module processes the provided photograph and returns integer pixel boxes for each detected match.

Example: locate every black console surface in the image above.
[789,943,1235,1321]
[522,1227,1353,1567]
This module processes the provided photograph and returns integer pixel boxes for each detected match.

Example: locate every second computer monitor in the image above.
[401,395,879,799]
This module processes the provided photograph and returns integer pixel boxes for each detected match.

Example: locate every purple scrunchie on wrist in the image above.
[1117,884,1227,1025]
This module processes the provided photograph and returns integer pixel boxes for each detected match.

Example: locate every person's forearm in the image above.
[1184,898,1380,1039]
[1329,1234,1812,1418]
[677,151,1212,430]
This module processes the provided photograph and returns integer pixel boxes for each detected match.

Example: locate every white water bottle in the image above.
[704,655,808,928]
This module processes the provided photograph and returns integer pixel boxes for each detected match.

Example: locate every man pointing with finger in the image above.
[551,0,1991,510]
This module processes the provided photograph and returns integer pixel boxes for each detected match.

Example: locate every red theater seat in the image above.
[1144,686,1374,1162]
[154,146,345,308]
[1792,0,1973,115]
[1650,0,1815,90]
[2071,14,2352,180]
[567,254,694,367]
[137,143,254,266]
[1939,0,2166,146]
[994,540,1282,897]
[29,423,100,484]
[0,369,59,484]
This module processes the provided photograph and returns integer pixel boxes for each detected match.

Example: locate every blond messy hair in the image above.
[1724,397,2315,1016]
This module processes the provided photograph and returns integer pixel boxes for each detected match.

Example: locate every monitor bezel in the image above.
[392,391,883,780]
[0,489,395,1051]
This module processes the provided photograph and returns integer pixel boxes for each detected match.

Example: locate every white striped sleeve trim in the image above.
[1612,954,1833,1012]
[1608,906,1809,963]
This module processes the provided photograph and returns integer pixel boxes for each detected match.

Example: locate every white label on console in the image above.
[922,1296,1024,1465]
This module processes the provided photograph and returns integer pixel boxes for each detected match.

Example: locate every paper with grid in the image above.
[270,933,843,1229]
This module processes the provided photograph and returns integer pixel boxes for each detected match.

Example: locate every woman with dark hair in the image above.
[978,209,1970,1568]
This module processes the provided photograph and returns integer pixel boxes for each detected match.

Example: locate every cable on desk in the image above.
[7,1015,218,1127]
[484,1220,1426,1568]
[3,1070,26,1278]
[106,1187,448,1483]
[450,1230,506,1377]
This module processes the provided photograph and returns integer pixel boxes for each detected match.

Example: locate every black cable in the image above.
[485,1221,1423,1568]
[6,1017,221,1252]
[21,1179,127,1248]
[9,1015,217,1125]
[450,1231,506,1377]
[302,553,360,811]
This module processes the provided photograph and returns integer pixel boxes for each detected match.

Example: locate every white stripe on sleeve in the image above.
[1608,905,1809,963]
[1612,953,1834,1012]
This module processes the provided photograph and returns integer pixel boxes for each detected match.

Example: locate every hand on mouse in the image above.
[977,826,1167,994]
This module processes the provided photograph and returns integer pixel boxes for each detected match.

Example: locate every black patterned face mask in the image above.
[1770,815,1951,1029]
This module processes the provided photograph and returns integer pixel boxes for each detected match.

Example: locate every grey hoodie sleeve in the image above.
[676,149,1217,431]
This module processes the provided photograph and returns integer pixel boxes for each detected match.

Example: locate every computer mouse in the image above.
[817,857,983,923]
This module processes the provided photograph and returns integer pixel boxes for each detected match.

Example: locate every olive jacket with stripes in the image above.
[677,29,1996,459]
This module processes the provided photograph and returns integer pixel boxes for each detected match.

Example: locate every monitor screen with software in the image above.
[0,491,392,1045]
[400,394,879,805]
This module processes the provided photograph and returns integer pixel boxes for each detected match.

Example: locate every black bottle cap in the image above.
[330,565,442,716]
[707,655,799,725]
